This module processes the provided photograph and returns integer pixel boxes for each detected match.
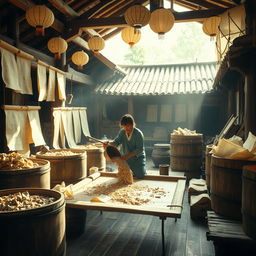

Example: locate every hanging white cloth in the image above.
[27,110,46,146]
[61,111,76,148]
[72,110,81,144]
[52,110,62,149]
[0,47,20,91]
[16,55,33,95]
[46,68,56,101]
[79,109,91,137]
[37,63,47,101]
[57,72,66,100]
[5,110,28,151]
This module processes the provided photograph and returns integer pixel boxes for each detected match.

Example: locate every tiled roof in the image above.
[94,62,217,96]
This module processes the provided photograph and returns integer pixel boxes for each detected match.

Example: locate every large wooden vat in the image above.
[0,159,50,189]
[73,145,106,176]
[152,144,170,167]
[205,144,213,190]
[242,165,256,239]
[36,149,87,187]
[0,188,66,256]
[170,134,203,179]
[211,155,254,220]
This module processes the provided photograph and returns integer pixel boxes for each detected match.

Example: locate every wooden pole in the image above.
[244,0,256,136]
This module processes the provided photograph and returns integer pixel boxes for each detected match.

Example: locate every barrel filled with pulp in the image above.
[0,158,50,189]
[36,149,87,187]
[0,188,66,256]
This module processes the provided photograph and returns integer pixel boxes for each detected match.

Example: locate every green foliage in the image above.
[123,45,145,65]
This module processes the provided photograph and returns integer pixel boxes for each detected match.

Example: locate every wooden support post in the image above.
[244,0,256,136]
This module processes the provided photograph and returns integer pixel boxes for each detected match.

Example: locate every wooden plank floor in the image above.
[66,190,215,256]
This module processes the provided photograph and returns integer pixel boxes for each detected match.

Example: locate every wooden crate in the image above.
[206,211,256,256]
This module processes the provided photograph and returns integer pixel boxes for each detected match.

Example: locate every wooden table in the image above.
[67,172,186,255]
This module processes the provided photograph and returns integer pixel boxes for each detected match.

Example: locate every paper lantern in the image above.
[88,36,105,53]
[121,27,141,46]
[47,37,68,59]
[149,8,175,38]
[203,16,221,37]
[124,5,151,29]
[71,51,89,70]
[25,5,54,36]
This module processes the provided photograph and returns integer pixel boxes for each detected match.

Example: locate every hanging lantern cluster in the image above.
[121,27,141,47]
[124,5,151,29]
[202,16,221,38]
[88,36,105,53]
[47,37,68,59]
[71,51,89,70]
[25,5,54,36]
[149,8,175,39]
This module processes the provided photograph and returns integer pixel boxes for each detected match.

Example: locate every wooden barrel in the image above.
[170,134,203,179]
[0,159,50,189]
[205,144,213,190]
[73,145,106,176]
[151,144,170,167]
[36,149,87,187]
[0,188,66,256]
[211,155,254,220]
[242,165,256,239]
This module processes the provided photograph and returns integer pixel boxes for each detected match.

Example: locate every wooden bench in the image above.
[206,211,256,256]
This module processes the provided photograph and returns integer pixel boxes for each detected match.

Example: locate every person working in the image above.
[105,114,146,179]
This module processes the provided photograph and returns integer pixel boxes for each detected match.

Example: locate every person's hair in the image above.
[120,114,136,127]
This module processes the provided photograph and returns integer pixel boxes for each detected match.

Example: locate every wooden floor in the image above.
[66,190,215,256]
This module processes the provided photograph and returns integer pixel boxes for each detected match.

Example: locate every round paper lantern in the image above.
[149,8,175,38]
[88,36,105,53]
[71,51,89,70]
[47,37,68,59]
[121,27,141,46]
[25,5,54,36]
[202,16,221,37]
[124,5,151,29]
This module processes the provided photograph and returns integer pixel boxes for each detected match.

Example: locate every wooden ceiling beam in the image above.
[175,0,219,9]
[67,7,226,36]
[48,0,79,17]
[103,27,123,40]
[205,0,234,8]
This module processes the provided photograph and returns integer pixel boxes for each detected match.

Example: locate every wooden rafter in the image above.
[48,0,79,17]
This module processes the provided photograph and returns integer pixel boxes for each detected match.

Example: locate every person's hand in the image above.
[103,141,109,149]
[120,154,129,161]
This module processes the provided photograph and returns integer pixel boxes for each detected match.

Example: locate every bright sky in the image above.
[102,3,217,65]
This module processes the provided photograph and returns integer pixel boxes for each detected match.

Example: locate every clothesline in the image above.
[2,105,41,111]
[0,40,64,75]
[52,107,87,111]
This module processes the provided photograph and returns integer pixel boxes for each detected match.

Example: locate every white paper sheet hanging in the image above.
[57,72,66,100]
[47,68,56,101]
[72,110,81,144]
[16,55,33,95]
[79,109,91,136]
[53,110,61,149]
[5,110,28,150]
[27,110,46,146]
[61,111,76,148]
[37,63,47,101]
[0,47,20,91]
